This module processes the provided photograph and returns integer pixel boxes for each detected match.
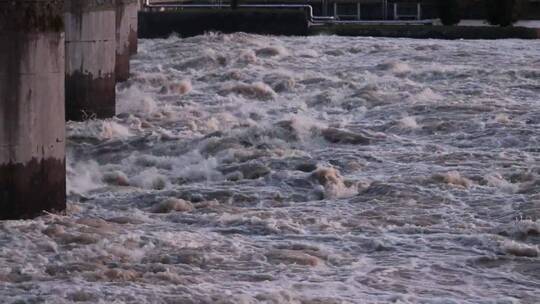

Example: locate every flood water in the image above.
[1,34,540,303]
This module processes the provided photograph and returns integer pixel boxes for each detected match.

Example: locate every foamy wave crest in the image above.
[311,167,358,199]
[399,116,420,129]
[117,86,158,116]
[377,61,412,74]
[67,160,104,195]
[67,120,132,141]
[501,240,539,257]
[220,82,277,100]
[255,45,289,57]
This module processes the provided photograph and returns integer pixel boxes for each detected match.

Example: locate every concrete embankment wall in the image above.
[138,9,309,38]
[0,0,66,220]
[65,0,117,121]
[309,24,540,40]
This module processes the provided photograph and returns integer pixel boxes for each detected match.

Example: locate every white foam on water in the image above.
[494,113,511,124]
[66,160,104,195]
[484,172,518,193]
[67,120,132,140]
[501,240,539,257]
[220,81,277,100]
[296,48,319,58]
[433,170,474,188]
[377,61,412,74]
[117,85,159,116]
[399,116,420,129]
[255,44,289,57]
[130,168,169,190]
[2,33,540,304]
[312,167,358,199]
[407,88,444,104]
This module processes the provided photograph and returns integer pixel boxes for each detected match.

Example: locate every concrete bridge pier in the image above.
[116,0,138,82]
[129,0,139,55]
[65,0,117,121]
[0,0,66,220]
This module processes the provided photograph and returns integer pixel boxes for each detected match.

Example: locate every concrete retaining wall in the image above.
[65,0,117,121]
[310,24,540,39]
[138,9,309,38]
[0,0,66,220]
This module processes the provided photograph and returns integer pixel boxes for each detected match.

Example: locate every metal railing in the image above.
[143,0,335,23]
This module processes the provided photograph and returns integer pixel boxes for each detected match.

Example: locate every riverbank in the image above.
[310,23,540,40]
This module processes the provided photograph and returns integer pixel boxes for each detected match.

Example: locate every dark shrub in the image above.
[438,0,461,25]
[484,0,522,26]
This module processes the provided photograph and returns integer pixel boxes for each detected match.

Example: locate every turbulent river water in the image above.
[1,34,540,303]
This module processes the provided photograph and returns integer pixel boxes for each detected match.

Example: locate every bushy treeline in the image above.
[437,0,524,27]
[439,0,461,25]
[484,0,522,26]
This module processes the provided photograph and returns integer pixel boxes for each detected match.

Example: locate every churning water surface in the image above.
[1,33,540,304]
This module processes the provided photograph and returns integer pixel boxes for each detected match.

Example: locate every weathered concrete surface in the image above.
[0,0,66,220]
[129,1,139,55]
[116,0,138,82]
[65,0,117,121]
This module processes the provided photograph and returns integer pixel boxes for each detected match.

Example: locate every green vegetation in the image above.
[484,0,522,26]
[438,0,461,26]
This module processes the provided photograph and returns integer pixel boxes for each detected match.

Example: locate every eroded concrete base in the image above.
[65,71,116,120]
[0,158,66,220]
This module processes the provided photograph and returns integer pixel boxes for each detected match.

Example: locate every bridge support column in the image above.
[129,0,139,55]
[0,0,66,219]
[116,0,138,82]
[65,0,117,121]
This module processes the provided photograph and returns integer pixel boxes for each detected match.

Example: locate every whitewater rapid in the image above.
[1,33,539,303]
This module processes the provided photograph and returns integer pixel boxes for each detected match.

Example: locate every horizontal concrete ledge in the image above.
[138,9,309,38]
[309,24,540,40]
[64,0,116,13]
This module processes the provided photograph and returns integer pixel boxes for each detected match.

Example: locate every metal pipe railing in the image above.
[143,0,335,22]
